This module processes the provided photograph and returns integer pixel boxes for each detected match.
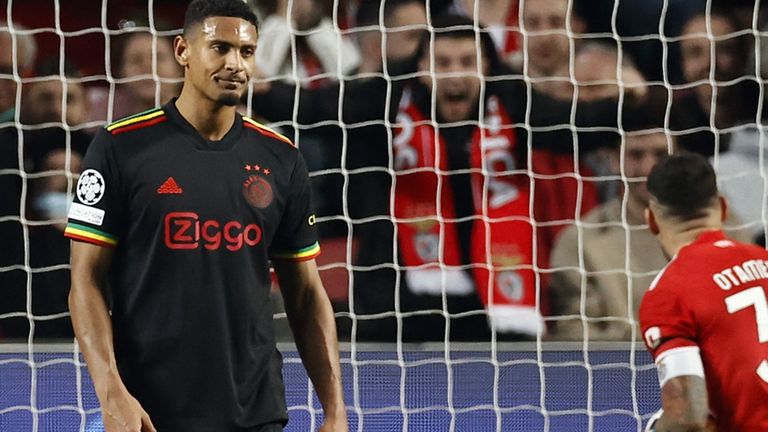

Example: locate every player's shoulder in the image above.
[651,234,767,293]
[103,107,169,137]
[645,255,681,295]
[678,233,766,268]
[241,116,296,150]
[639,258,685,327]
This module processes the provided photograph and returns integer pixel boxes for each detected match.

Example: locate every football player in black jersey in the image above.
[66,1,347,431]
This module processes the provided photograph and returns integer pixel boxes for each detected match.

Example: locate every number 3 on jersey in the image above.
[725,286,768,383]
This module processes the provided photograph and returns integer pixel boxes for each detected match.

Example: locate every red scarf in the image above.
[393,93,543,336]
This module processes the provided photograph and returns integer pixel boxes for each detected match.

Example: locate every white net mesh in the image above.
[1,0,766,430]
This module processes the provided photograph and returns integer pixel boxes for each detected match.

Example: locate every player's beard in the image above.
[218,92,240,107]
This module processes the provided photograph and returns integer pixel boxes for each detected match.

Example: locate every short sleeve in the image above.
[64,128,125,248]
[269,153,320,261]
[639,273,698,360]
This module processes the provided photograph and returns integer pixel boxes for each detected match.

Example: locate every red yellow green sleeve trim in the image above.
[64,223,118,248]
[271,242,321,261]
[106,109,167,135]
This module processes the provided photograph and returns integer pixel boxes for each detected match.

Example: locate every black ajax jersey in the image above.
[65,100,319,430]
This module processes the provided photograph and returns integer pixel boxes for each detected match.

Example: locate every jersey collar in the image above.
[163,98,243,151]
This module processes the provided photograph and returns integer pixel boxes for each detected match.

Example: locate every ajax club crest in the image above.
[242,164,273,209]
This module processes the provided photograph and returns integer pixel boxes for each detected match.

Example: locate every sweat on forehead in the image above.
[183,0,259,36]
[189,17,258,42]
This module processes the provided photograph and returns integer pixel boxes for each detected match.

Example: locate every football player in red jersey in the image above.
[640,153,768,432]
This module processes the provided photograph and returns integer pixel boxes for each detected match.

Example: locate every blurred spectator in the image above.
[1,57,88,340]
[673,6,766,241]
[20,57,91,172]
[29,149,80,339]
[574,41,638,103]
[673,6,757,156]
[382,14,541,340]
[519,0,586,100]
[548,90,752,341]
[0,149,80,340]
[0,22,37,339]
[254,0,361,85]
[449,0,520,63]
[515,0,647,275]
[712,14,768,243]
[21,58,90,127]
[713,125,768,242]
[353,0,428,74]
[574,41,639,202]
[253,12,642,341]
[89,29,182,123]
[0,21,37,123]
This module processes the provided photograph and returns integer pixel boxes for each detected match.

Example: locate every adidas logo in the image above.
[157,177,183,194]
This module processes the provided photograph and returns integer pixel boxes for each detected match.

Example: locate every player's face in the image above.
[419,37,488,123]
[523,0,572,75]
[624,132,671,205]
[179,17,258,107]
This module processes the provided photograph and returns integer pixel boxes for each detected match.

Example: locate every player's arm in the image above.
[274,258,347,431]
[649,375,715,432]
[642,343,716,432]
[70,241,156,432]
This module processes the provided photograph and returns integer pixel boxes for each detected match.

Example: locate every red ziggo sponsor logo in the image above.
[164,212,262,251]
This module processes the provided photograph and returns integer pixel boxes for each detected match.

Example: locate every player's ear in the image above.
[174,35,190,67]
[646,207,660,235]
[719,195,728,222]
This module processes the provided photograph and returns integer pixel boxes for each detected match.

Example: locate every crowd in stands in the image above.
[2,0,768,343]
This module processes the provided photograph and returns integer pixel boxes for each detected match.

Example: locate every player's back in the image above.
[640,231,768,431]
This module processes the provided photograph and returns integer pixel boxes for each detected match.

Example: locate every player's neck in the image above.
[661,218,722,257]
[175,91,237,142]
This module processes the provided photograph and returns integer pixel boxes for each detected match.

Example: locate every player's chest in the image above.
[124,149,287,228]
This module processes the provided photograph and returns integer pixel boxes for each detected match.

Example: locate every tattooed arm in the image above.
[651,376,716,432]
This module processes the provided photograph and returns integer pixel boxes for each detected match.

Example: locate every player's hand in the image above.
[99,383,157,432]
[644,409,663,432]
[318,410,348,432]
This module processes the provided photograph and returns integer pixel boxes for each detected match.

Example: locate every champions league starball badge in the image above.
[76,169,106,205]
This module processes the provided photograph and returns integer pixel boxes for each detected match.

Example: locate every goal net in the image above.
[1,0,763,431]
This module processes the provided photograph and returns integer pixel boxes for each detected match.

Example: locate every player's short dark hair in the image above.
[647,152,719,220]
[416,14,501,73]
[184,0,259,36]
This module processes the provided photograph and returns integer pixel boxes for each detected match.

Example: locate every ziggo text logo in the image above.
[164,212,262,251]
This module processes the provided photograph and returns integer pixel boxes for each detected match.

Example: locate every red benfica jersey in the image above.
[640,230,768,431]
